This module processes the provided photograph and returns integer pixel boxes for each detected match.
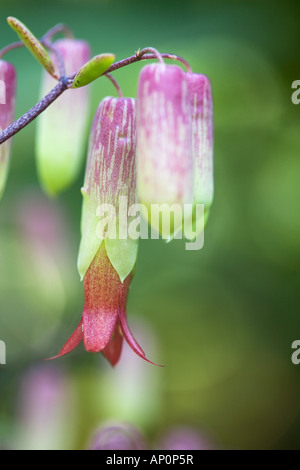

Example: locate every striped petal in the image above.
[78,96,138,282]
[136,63,193,237]
[187,73,214,210]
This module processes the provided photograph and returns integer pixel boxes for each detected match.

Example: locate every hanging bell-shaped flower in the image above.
[53,97,154,366]
[136,63,193,239]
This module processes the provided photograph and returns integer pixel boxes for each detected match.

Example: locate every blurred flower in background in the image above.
[87,321,216,450]
[97,318,162,427]
[36,39,91,196]
[0,189,81,360]
[89,422,215,450]
[15,364,76,450]
[89,423,147,450]
[157,426,214,450]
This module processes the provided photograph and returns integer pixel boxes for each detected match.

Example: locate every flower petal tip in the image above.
[44,354,63,362]
[140,355,165,368]
[48,319,83,360]
[101,322,124,366]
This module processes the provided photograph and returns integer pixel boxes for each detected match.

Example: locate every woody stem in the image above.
[0,47,192,145]
[105,51,192,73]
[0,78,69,145]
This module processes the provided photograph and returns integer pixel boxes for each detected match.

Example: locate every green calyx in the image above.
[77,188,138,283]
[71,53,115,88]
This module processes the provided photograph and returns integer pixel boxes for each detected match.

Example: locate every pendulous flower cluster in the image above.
[0,18,213,366]
[53,55,213,366]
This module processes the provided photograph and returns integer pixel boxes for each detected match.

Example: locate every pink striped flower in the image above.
[136,63,193,238]
[187,73,214,229]
[0,60,16,199]
[36,39,91,195]
[53,97,153,366]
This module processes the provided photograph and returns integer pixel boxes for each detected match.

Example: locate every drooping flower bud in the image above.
[53,97,154,366]
[0,60,16,199]
[187,73,214,233]
[136,64,193,238]
[35,39,91,196]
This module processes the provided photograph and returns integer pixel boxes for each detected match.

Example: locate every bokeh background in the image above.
[0,0,300,450]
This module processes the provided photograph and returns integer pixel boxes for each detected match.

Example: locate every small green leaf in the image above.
[71,53,115,88]
[7,16,57,79]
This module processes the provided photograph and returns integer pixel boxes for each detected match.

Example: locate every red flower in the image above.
[52,244,155,366]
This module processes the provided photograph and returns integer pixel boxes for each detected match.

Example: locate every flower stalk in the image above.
[0,38,192,145]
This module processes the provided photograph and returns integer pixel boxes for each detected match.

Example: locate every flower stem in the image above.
[0,40,24,59]
[41,23,74,41]
[105,51,192,74]
[161,53,193,73]
[106,73,123,98]
[43,39,65,77]
[138,47,164,64]
[0,45,192,145]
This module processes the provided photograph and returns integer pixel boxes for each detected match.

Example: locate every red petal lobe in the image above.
[47,319,83,360]
[101,321,124,366]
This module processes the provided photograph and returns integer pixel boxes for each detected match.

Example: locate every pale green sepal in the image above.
[141,202,186,242]
[166,202,211,243]
[105,237,138,283]
[77,188,104,280]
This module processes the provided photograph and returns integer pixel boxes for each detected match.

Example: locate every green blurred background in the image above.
[0,0,300,450]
